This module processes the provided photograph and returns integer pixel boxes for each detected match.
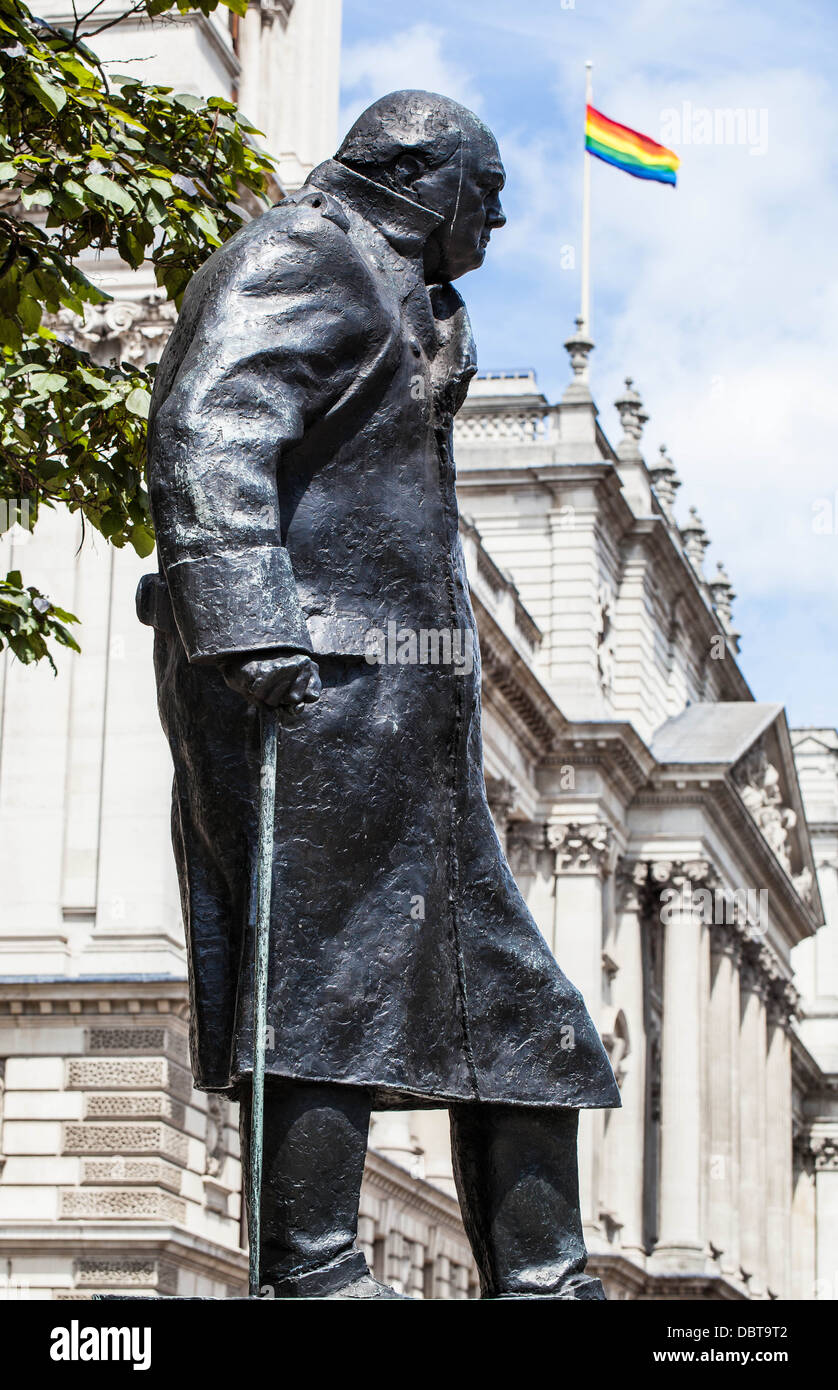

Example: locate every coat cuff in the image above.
[165,548,313,664]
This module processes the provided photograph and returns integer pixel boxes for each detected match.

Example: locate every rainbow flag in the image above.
[585,104,679,186]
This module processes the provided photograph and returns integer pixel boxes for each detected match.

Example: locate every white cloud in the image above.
[479,46,838,611]
[340,24,483,132]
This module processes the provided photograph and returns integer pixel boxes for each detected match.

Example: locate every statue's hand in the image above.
[221,651,322,711]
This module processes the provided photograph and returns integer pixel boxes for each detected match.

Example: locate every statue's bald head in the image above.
[335,90,506,282]
[337,90,490,188]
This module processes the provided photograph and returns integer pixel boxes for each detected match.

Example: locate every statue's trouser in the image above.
[238,1078,605,1300]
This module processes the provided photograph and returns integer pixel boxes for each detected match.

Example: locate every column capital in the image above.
[739,939,774,1001]
[648,857,721,894]
[486,776,517,850]
[766,976,799,1029]
[615,857,652,912]
[737,937,796,1019]
[547,821,614,878]
[506,822,543,879]
[709,917,744,962]
[811,1133,838,1173]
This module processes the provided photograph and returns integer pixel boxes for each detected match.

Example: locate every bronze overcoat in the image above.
[139,158,620,1110]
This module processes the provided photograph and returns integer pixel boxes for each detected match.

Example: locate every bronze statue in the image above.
[138,90,620,1300]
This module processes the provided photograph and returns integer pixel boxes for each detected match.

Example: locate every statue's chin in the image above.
[443,246,487,282]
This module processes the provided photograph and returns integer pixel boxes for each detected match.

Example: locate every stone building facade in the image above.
[0,1,836,1300]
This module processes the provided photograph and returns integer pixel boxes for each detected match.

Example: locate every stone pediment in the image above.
[791,731,837,757]
[651,702,821,911]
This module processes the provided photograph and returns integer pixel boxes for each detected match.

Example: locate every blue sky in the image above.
[340,0,838,727]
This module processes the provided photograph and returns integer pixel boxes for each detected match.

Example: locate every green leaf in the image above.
[17,294,42,332]
[129,522,156,558]
[83,172,136,213]
[27,371,67,395]
[125,387,151,419]
[0,318,22,351]
[28,71,67,116]
[191,206,220,242]
[21,186,53,209]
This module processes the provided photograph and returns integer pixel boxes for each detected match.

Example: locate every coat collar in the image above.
[306,159,444,260]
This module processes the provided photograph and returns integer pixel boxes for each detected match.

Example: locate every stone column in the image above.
[707,923,743,1280]
[411,1110,456,1199]
[653,860,714,1272]
[790,1134,817,1301]
[509,823,555,953]
[547,822,613,1242]
[369,1113,422,1176]
[607,859,649,1258]
[738,943,770,1296]
[485,776,517,855]
[765,983,795,1298]
[235,1,263,122]
[813,1132,838,1300]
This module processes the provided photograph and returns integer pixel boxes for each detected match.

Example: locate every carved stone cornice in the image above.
[547,822,613,877]
[477,623,561,752]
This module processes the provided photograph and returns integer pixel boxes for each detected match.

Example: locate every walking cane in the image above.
[248,704,279,1298]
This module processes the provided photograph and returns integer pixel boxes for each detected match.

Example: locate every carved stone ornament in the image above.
[547,821,613,876]
[649,444,681,518]
[53,290,177,368]
[615,858,653,912]
[811,1135,838,1172]
[733,742,797,874]
[506,822,543,878]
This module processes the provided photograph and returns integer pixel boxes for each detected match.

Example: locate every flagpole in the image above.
[580,59,593,338]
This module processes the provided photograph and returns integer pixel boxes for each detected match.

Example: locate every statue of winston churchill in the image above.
[138,90,620,1300]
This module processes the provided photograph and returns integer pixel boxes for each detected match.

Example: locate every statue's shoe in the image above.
[489,1276,606,1301]
[322,1275,412,1300]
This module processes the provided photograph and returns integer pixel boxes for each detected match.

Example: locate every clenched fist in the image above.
[221,651,321,711]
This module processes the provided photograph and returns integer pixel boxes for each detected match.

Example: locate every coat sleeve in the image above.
[147,197,388,664]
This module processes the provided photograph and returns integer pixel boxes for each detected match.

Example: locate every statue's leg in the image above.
[238,1077,372,1297]
[449,1102,606,1300]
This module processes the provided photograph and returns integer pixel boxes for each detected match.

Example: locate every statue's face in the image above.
[411,124,506,281]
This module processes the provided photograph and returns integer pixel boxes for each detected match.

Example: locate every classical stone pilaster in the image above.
[485,776,517,853]
[810,1130,838,1300]
[605,859,652,1258]
[791,1127,818,1301]
[738,942,770,1296]
[547,822,613,1244]
[650,859,718,1272]
[764,984,794,1298]
[708,923,743,1280]
[505,821,543,880]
